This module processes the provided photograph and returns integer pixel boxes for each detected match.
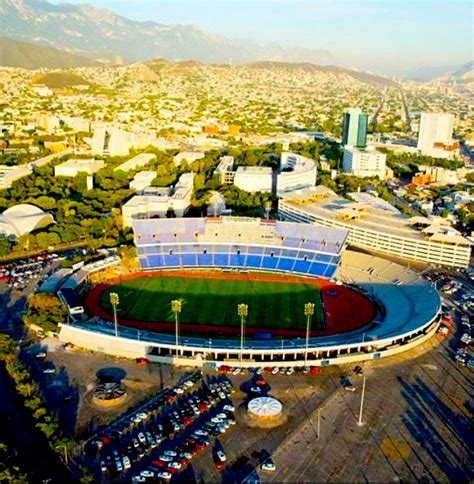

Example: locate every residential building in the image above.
[214,156,235,184]
[342,108,368,148]
[91,127,130,156]
[130,171,156,193]
[122,173,195,227]
[342,146,387,179]
[54,158,105,177]
[417,113,458,159]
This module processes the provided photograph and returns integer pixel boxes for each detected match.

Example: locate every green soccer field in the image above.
[98,276,325,331]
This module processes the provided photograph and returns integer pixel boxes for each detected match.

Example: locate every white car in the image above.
[271,367,279,375]
[223,404,235,412]
[167,462,182,470]
[137,412,148,420]
[100,461,107,473]
[138,432,147,444]
[232,368,242,375]
[184,380,194,388]
[131,476,146,483]
[285,367,294,375]
[175,387,184,394]
[217,413,227,419]
[157,471,172,480]
[158,455,173,462]
[261,461,276,472]
[162,450,177,457]
[43,368,55,374]
[195,429,208,436]
[140,470,154,478]
[217,450,226,462]
[122,456,131,470]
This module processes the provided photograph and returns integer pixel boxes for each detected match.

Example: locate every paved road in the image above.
[266,330,473,482]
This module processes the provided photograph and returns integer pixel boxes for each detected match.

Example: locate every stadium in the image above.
[58,217,442,368]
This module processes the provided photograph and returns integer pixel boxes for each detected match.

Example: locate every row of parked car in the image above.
[455,313,473,368]
[218,366,319,376]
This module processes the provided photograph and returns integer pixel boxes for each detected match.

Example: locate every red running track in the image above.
[83,269,376,338]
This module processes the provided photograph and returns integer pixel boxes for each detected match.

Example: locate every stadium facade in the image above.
[58,217,441,368]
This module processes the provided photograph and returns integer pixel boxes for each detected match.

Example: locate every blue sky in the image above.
[63,0,473,73]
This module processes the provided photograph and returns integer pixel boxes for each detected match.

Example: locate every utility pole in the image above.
[358,374,366,426]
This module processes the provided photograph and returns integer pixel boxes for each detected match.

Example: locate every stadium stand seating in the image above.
[132,217,348,278]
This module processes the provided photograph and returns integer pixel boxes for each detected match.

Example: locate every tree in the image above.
[0,333,15,359]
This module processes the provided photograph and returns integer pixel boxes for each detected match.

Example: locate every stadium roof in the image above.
[0,204,54,238]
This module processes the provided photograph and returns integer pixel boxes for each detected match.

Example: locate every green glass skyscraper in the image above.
[342,108,368,148]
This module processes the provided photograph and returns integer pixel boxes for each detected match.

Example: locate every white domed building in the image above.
[0,204,54,240]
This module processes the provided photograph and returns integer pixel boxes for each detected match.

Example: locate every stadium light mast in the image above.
[264,200,272,220]
[238,303,248,363]
[110,292,120,338]
[171,300,182,350]
[304,302,315,367]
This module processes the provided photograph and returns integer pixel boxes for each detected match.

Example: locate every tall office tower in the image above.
[417,113,456,159]
[342,108,368,148]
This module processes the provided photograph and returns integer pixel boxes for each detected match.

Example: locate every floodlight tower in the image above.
[304,302,315,367]
[110,292,120,338]
[238,303,248,363]
[171,299,182,349]
[264,200,272,220]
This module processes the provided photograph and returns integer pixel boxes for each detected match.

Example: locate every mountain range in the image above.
[0,36,100,69]
[0,0,335,65]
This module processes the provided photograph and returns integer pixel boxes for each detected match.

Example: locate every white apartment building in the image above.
[122,173,195,227]
[278,185,471,269]
[54,158,105,177]
[342,146,387,179]
[91,127,130,156]
[130,171,157,193]
[114,153,155,172]
[417,113,458,159]
[234,166,273,193]
[214,156,235,184]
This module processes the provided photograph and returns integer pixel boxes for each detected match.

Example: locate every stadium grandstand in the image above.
[57,217,441,369]
[133,217,348,279]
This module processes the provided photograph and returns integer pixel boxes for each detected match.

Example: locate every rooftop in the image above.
[280,186,471,246]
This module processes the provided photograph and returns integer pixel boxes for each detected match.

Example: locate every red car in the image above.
[98,436,110,445]
[178,456,189,466]
[183,416,192,426]
[135,357,150,366]
[165,394,175,404]
[255,378,266,386]
[198,402,208,412]
[215,461,225,471]
[263,367,273,374]
[309,367,320,376]
[218,365,231,374]
[152,460,166,468]
[165,466,178,475]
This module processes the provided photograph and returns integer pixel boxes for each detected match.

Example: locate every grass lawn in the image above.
[98,276,325,331]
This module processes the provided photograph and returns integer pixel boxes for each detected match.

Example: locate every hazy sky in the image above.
[64,0,473,73]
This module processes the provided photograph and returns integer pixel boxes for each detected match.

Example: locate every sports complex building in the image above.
[58,216,442,369]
